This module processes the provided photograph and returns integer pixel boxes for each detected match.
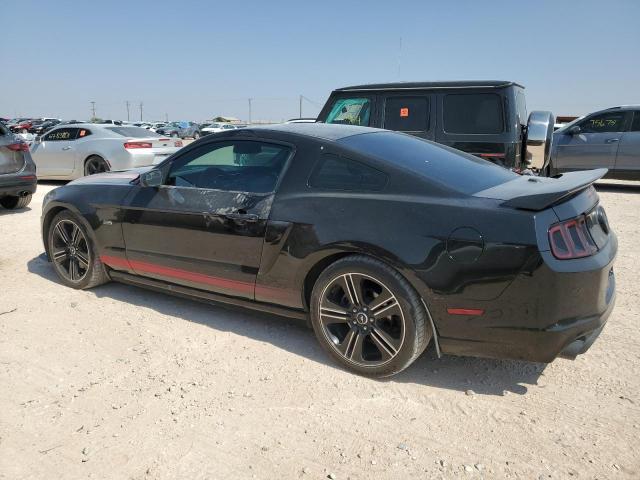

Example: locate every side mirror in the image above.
[567,125,581,135]
[139,169,163,188]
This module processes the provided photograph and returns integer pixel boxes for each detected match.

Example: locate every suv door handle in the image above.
[61,146,73,150]
[223,212,259,222]
[605,138,619,144]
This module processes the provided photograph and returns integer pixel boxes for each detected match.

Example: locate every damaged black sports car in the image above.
[41,123,617,376]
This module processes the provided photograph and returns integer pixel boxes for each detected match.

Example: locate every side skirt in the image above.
[109,270,309,322]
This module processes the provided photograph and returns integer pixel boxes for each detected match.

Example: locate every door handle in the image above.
[62,146,72,150]
[605,138,619,144]
[223,212,259,222]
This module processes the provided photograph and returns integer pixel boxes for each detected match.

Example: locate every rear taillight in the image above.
[6,142,29,152]
[124,141,152,149]
[548,215,598,259]
[174,140,183,147]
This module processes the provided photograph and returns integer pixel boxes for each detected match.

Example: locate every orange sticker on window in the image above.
[79,130,86,137]
[400,107,409,117]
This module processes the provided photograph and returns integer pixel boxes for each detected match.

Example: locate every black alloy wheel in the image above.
[311,255,431,377]
[320,272,405,366]
[50,219,91,283]
[47,211,111,289]
[84,156,109,176]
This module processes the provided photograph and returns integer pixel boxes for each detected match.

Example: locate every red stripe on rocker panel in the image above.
[100,255,254,294]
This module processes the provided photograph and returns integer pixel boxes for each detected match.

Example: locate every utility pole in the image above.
[299,95,303,118]
[139,102,143,121]
[248,98,252,124]
[125,101,130,121]
[165,113,168,122]
[90,101,96,120]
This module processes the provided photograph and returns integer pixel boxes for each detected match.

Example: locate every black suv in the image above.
[317,81,554,172]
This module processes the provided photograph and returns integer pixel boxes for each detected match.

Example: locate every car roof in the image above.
[244,122,383,141]
[603,105,640,111]
[334,80,523,91]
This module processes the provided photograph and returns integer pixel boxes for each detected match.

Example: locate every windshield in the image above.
[337,131,517,194]
[105,127,161,138]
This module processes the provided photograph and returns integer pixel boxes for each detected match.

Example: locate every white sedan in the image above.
[31,124,183,180]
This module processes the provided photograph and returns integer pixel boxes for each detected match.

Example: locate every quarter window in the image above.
[384,96,429,132]
[325,97,371,126]
[443,93,505,134]
[43,128,78,141]
[168,140,291,193]
[579,112,627,133]
[628,112,640,132]
[308,154,387,191]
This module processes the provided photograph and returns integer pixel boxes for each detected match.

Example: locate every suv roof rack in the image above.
[335,80,523,91]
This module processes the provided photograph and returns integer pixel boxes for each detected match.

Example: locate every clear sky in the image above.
[2,0,639,122]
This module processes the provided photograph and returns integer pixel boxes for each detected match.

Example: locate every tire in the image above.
[0,194,32,210]
[47,210,110,290]
[310,255,431,377]
[84,156,109,176]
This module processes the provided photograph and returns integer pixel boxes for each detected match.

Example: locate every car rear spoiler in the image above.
[474,168,607,211]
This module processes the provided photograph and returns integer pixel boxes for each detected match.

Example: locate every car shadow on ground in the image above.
[0,206,32,216]
[595,181,640,194]
[27,253,545,396]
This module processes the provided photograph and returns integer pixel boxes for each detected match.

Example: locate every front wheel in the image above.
[0,194,32,210]
[47,211,110,289]
[84,156,109,176]
[310,255,431,377]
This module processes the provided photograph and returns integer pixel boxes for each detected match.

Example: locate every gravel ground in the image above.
[1,180,639,479]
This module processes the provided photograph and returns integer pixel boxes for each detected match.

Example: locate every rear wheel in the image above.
[0,194,32,209]
[47,211,110,289]
[84,156,109,176]
[310,255,431,377]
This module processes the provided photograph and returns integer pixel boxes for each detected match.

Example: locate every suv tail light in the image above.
[124,141,152,149]
[6,142,29,152]
[548,215,598,259]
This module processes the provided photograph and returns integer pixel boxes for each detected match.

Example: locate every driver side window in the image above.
[167,140,291,193]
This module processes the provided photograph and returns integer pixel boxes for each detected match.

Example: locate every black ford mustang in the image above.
[41,124,617,377]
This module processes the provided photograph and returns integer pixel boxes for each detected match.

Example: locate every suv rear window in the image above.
[106,127,160,137]
[338,131,516,194]
[443,93,504,134]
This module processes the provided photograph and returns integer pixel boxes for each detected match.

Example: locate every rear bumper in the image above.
[435,233,617,363]
[0,175,37,197]
[439,285,614,363]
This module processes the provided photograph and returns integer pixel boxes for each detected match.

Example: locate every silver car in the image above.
[550,106,640,180]
[31,124,183,180]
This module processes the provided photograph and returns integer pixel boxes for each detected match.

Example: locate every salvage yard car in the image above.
[41,123,616,377]
[317,81,555,173]
[0,122,36,209]
[549,106,640,180]
[31,124,183,180]
[156,121,201,139]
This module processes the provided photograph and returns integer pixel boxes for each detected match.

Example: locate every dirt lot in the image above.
[1,181,639,479]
